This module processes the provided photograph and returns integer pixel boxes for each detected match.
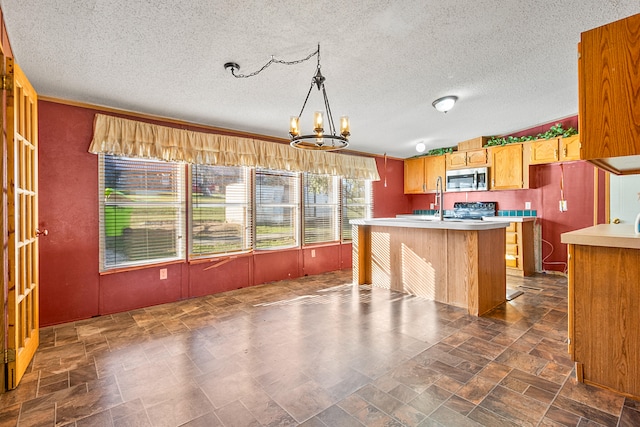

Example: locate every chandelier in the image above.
[224,44,350,151]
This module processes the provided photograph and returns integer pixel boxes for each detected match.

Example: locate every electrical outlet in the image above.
[160,268,167,280]
[525,202,531,210]
[311,249,316,258]
[559,200,567,212]
[430,203,435,210]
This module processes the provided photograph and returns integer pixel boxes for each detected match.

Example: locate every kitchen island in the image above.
[562,224,640,399]
[352,217,509,316]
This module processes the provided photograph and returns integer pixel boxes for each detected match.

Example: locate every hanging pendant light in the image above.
[289,44,349,151]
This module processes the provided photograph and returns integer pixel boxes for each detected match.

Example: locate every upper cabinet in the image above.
[403,155,445,194]
[490,144,529,190]
[529,135,581,165]
[579,13,640,174]
[445,148,488,169]
[404,157,426,194]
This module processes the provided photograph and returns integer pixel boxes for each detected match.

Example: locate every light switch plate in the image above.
[160,268,167,280]
[559,200,567,212]
[525,202,531,210]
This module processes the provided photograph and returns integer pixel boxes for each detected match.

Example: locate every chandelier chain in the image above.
[228,47,319,79]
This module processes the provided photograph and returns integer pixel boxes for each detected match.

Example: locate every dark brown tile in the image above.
[479,385,550,425]
[551,395,619,427]
[215,401,260,427]
[316,405,362,427]
[5,271,632,426]
[619,406,640,427]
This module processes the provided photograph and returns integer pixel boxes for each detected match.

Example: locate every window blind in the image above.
[341,178,373,241]
[255,169,299,250]
[99,154,185,271]
[303,173,340,245]
[190,165,252,257]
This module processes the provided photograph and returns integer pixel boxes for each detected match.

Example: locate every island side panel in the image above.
[446,230,474,311]
[353,224,372,285]
[475,228,507,315]
[391,226,448,301]
[572,244,640,399]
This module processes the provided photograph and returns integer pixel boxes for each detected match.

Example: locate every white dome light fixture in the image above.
[432,96,458,113]
[416,141,426,153]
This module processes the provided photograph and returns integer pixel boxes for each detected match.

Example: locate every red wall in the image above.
[37,100,406,326]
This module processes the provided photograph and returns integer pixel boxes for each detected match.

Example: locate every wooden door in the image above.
[404,157,425,193]
[529,138,559,165]
[5,58,39,389]
[490,144,523,190]
[559,135,581,162]
[423,155,445,192]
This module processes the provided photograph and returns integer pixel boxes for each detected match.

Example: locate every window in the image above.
[190,165,252,257]
[99,155,185,271]
[255,169,300,249]
[303,173,340,244]
[341,178,373,240]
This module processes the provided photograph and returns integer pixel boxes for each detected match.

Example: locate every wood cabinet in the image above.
[579,13,640,174]
[529,136,581,164]
[505,221,535,276]
[404,157,425,193]
[560,135,581,162]
[529,138,560,164]
[404,155,445,193]
[445,148,488,169]
[566,241,640,399]
[490,144,528,190]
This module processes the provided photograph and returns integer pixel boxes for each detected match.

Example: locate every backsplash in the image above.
[412,209,537,217]
[497,209,537,217]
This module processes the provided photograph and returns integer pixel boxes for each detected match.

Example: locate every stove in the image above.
[446,202,497,220]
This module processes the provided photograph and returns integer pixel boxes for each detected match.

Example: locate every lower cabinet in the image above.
[505,221,535,276]
[567,243,640,399]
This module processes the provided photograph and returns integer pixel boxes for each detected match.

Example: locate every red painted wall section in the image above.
[252,249,301,285]
[99,264,183,315]
[373,156,411,217]
[38,100,393,325]
[38,101,101,325]
[186,256,253,297]
[301,244,341,276]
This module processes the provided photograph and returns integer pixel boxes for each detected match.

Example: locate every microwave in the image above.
[445,167,488,192]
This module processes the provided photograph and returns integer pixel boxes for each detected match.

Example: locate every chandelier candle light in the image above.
[224,44,350,151]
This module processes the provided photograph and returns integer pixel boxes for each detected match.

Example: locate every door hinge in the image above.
[0,74,13,91]
[3,349,16,363]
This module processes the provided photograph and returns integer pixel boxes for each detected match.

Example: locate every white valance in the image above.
[89,114,380,180]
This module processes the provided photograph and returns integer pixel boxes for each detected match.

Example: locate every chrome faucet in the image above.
[435,176,444,221]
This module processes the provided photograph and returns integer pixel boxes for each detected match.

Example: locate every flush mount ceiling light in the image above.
[416,141,426,153]
[432,95,458,113]
[224,44,349,151]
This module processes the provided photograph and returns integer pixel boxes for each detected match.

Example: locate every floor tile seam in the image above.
[473,383,545,427]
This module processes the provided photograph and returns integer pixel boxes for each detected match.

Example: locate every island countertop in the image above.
[561,224,640,250]
[352,217,509,231]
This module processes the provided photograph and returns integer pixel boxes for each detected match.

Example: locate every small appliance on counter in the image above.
[446,202,497,220]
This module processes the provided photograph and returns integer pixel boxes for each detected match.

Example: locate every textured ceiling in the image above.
[1,1,639,158]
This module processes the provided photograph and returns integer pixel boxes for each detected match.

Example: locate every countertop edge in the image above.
[561,224,640,250]
[351,218,509,231]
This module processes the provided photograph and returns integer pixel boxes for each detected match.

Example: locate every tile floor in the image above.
[1,270,639,426]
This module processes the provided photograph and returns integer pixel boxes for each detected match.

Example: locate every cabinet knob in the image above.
[612,218,621,224]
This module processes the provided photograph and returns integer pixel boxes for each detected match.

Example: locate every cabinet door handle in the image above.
[554,148,558,159]
[563,147,567,157]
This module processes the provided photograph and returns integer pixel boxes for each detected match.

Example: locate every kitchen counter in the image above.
[355,217,509,231]
[562,223,640,399]
[352,218,507,316]
[561,224,640,249]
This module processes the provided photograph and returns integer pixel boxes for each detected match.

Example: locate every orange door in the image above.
[5,58,39,389]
